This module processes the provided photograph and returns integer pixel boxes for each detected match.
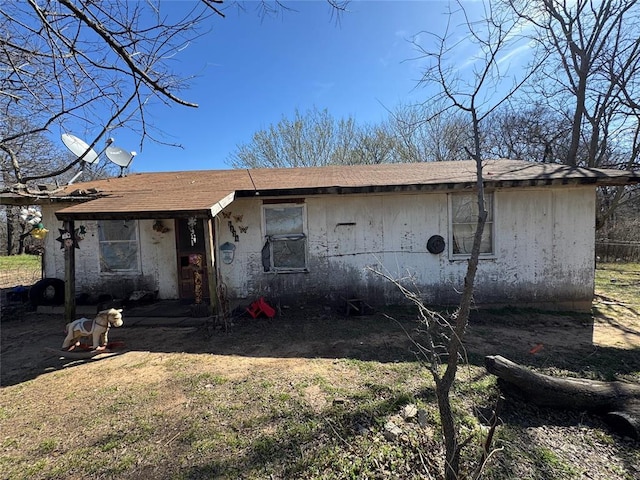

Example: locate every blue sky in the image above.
[94,1,483,173]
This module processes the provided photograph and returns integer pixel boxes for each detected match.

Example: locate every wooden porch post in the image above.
[203,217,218,315]
[63,220,76,322]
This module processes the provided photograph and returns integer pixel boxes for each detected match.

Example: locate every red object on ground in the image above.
[246,297,276,318]
[529,343,544,354]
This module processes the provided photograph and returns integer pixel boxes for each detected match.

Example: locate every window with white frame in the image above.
[449,192,494,257]
[262,204,307,272]
[98,220,140,272]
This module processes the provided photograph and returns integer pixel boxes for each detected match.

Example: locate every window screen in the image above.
[450,193,493,256]
[98,220,140,272]
[263,205,307,271]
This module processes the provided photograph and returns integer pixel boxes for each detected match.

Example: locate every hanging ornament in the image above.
[56,228,78,249]
[19,207,48,239]
[19,207,43,227]
[31,227,49,240]
[153,220,170,233]
[75,225,86,243]
[187,217,197,246]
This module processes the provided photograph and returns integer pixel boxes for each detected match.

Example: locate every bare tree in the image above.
[1,116,68,187]
[0,114,116,254]
[1,1,348,186]
[1,120,59,254]
[347,123,399,165]
[404,2,537,478]
[227,101,480,169]
[227,106,365,168]
[505,0,640,227]
[388,101,472,162]
[1,1,217,184]
[507,0,640,170]
[482,102,576,163]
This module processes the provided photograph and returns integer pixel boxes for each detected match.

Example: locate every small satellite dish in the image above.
[105,146,135,167]
[105,145,136,176]
[61,133,99,164]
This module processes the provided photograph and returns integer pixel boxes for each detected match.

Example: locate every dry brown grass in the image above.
[0,264,639,479]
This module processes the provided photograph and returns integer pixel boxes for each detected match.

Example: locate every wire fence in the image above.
[595,241,640,263]
[0,260,43,289]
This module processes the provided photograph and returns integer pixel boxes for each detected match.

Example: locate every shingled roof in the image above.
[3,160,638,220]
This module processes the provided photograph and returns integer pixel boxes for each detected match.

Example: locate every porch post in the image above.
[63,220,76,322]
[204,217,218,315]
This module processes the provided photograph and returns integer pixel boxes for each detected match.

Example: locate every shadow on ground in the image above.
[2,301,638,387]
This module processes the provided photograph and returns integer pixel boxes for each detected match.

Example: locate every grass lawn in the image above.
[0,254,41,289]
[0,254,41,269]
[0,263,638,479]
[595,261,640,305]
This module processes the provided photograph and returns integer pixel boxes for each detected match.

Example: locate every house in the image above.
[2,160,639,318]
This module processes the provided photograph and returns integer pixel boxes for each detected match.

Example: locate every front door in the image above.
[175,218,209,301]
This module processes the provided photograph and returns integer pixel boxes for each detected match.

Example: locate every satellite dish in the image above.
[105,145,136,176]
[105,146,135,167]
[61,133,99,164]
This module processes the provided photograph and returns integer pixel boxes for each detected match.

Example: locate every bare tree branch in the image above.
[0,1,349,188]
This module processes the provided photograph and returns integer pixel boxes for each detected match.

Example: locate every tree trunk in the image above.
[6,207,16,255]
[485,355,640,439]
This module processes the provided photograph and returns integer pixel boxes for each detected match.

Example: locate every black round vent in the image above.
[426,235,445,254]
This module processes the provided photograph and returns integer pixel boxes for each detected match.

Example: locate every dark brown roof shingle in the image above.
[47,160,640,220]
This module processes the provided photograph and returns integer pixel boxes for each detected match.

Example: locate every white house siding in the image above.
[217,187,595,310]
[40,204,178,300]
[473,186,595,310]
[40,184,595,310]
[217,193,450,304]
[41,203,68,280]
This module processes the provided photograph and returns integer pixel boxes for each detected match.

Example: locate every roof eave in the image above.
[30,168,640,222]
[236,175,636,198]
[0,193,94,206]
[54,191,238,222]
[54,209,214,222]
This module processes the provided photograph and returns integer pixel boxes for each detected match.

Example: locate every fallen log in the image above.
[485,355,640,439]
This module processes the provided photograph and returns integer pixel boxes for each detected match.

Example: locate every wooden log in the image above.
[485,355,640,439]
[605,407,640,440]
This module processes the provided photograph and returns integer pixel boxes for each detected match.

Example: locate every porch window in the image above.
[98,220,140,272]
[449,192,494,257]
[263,204,307,272]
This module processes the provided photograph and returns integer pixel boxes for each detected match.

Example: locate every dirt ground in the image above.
[1,295,639,480]
[1,297,638,388]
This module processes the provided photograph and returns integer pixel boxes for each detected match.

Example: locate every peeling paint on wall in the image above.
[41,186,597,310]
[42,213,179,299]
[217,188,596,310]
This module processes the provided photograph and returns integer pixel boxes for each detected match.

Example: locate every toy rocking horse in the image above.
[62,308,124,351]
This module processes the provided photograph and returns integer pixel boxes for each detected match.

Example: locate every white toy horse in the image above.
[62,308,123,351]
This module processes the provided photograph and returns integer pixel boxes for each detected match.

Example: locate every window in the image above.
[98,220,140,272]
[449,192,494,257]
[263,204,307,272]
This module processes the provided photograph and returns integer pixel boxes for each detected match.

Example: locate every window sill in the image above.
[268,268,309,274]
[448,254,496,262]
[100,270,142,275]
